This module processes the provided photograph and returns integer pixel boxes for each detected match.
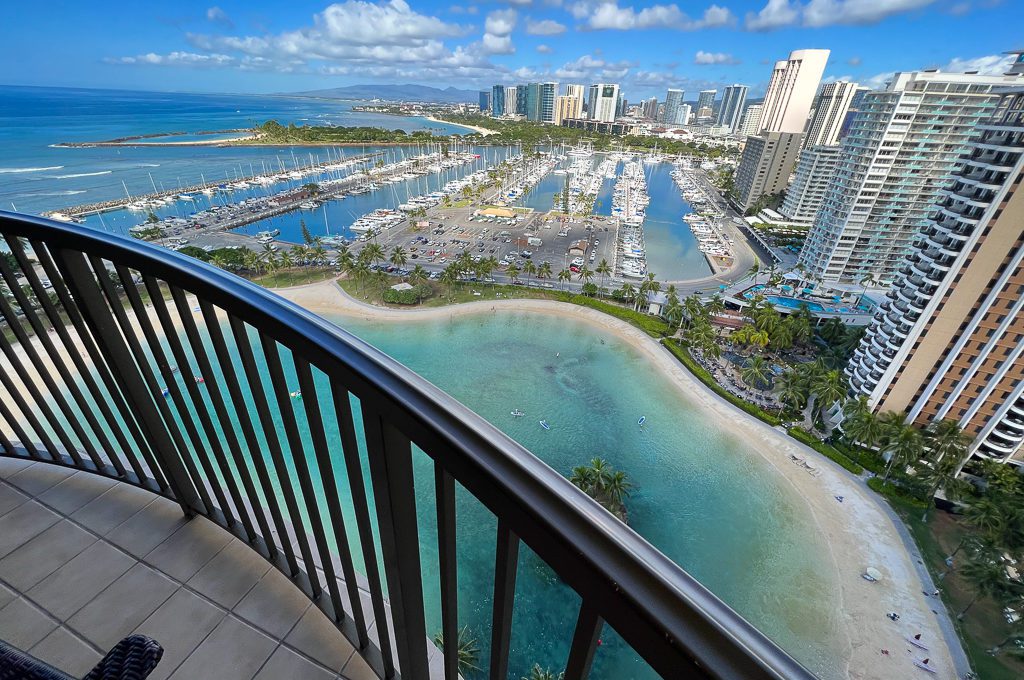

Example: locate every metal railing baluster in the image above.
[29,241,166,491]
[0,394,41,459]
[167,284,256,541]
[0,314,81,464]
[434,465,459,680]
[330,378,389,670]
[488,520,520,680]
[363,407,429,680]
[563,600,602,680]
[197,301,280,560]
[228,318,316,585]
[51,250,203,515]
[0,238,121,474]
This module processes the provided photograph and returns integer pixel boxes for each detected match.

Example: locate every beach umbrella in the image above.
[864,567,882,581]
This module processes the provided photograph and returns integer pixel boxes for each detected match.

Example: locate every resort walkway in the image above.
[0,457,385,680]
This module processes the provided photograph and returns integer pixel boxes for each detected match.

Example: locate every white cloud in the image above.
[694,50,739,65]
[206,6,233,28]
[536,44,554,53]
[745,0,936,30]
[525,17,567,34]
[943,52,1017,75]
[480,8,517,54]
[744,0,799,30]
[575,2,735,30]
[847,56,862,66]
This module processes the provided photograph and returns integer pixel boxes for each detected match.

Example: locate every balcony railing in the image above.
[0,212,811,680]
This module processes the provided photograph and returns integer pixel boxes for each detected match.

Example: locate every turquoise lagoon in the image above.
[326,310,841,679]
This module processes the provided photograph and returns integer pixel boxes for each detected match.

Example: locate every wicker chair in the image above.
[0,635,163,680]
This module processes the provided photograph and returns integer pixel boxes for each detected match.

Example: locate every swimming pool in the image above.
[765,295,825,312]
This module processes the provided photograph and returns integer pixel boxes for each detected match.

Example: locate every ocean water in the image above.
[0,85,471,214]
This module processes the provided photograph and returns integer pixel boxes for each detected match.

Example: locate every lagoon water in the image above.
[328,310,840,679]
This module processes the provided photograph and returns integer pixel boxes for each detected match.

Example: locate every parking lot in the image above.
[367,205,622,281]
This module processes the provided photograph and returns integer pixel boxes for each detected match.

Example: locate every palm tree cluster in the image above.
[433,626,481,676]
[569,457,632,523]
[664,291,725,359]
[775,359,848,429]
[731,297,814,353]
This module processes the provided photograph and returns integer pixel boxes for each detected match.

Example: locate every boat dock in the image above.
[44,151,385,220]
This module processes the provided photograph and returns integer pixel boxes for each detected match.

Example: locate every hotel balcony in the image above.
[0,212,811,680]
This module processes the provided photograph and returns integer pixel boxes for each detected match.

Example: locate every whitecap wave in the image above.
[51,170,112,179]
[0,165,64,174]
[135,163,161,167]
[16,190,87,197]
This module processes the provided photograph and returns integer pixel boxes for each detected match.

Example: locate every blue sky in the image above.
[1,0,1021,99]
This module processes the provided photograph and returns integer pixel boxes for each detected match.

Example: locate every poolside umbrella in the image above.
[864,567,882,581]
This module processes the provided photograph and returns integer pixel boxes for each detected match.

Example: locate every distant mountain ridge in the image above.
[289,84,479,103]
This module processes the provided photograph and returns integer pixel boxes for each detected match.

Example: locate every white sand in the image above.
[275,279,959,680]
[0,277,958,679]
[425,115,495,137]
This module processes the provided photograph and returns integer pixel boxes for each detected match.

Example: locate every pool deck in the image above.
[0,457,411,680]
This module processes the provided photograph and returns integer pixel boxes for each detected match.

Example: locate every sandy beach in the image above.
[275,280,960,680]
[0,277,960,679]
[425,115,495,137]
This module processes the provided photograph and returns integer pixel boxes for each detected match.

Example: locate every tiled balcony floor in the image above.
[0,457,380,680]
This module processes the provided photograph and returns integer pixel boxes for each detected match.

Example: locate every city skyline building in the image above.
[717,84,748,133]
[540,82,558,123]
[738,104,762,136]
[588,83,620,123]
[697,89,717,118]
[555,94,582,124]
[677,104,692,127]
[733,131,804,211]
[504,86,518,116]
[798,69,1024,284]
[641,96,659,120]
[805,80,859,147]
[490,84,505,117]
[734,49,829,211]
[756,49,831,134]
[847,69,1024,466]
[663,89,684,125]
[478,90,490,113]
[779,145,842,223]
[516,84,528,116]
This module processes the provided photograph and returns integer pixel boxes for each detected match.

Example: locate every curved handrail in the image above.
[0,211,814,680]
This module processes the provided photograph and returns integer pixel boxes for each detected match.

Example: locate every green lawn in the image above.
[251,268,338,288]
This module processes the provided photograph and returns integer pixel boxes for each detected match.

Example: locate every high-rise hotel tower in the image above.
[848,52,1024,465]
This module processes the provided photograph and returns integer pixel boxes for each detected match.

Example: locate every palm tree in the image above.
[336,247,354,273]
[505,262,521,284]
[557,268,571,291]
[522,259,538,285]
[775,369,809,413]
[278,249,294,271]
[741,356,772,390]
[916,455,971,521]
[744,260,760,286]
[663,297,683,329]
[812,369,847,417]
[619,282,636,305]
[957,553,1013,620]
[433,626,481,676]
[964,498,1005,543]
[363,242,385,268]
[538,261,553,282]
[311,245,328,268]
[595,258,611,296]
[841,398,884,460]
[881,423,924,484]
[389,246,408,270]
[925,419,972,464]
[706,294,725,317]
[604,470,632,509]
[439,265,459,298]
[521,665,564,680]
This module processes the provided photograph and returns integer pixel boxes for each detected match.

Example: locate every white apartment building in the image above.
[798,69,1024,284]
[664,89,685,125]
[757,49,831,134]
[805,80,858,147]
[555,94,582,124]
[738,104,762,136]
[779,145,842,223]
[588,83,620,123]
